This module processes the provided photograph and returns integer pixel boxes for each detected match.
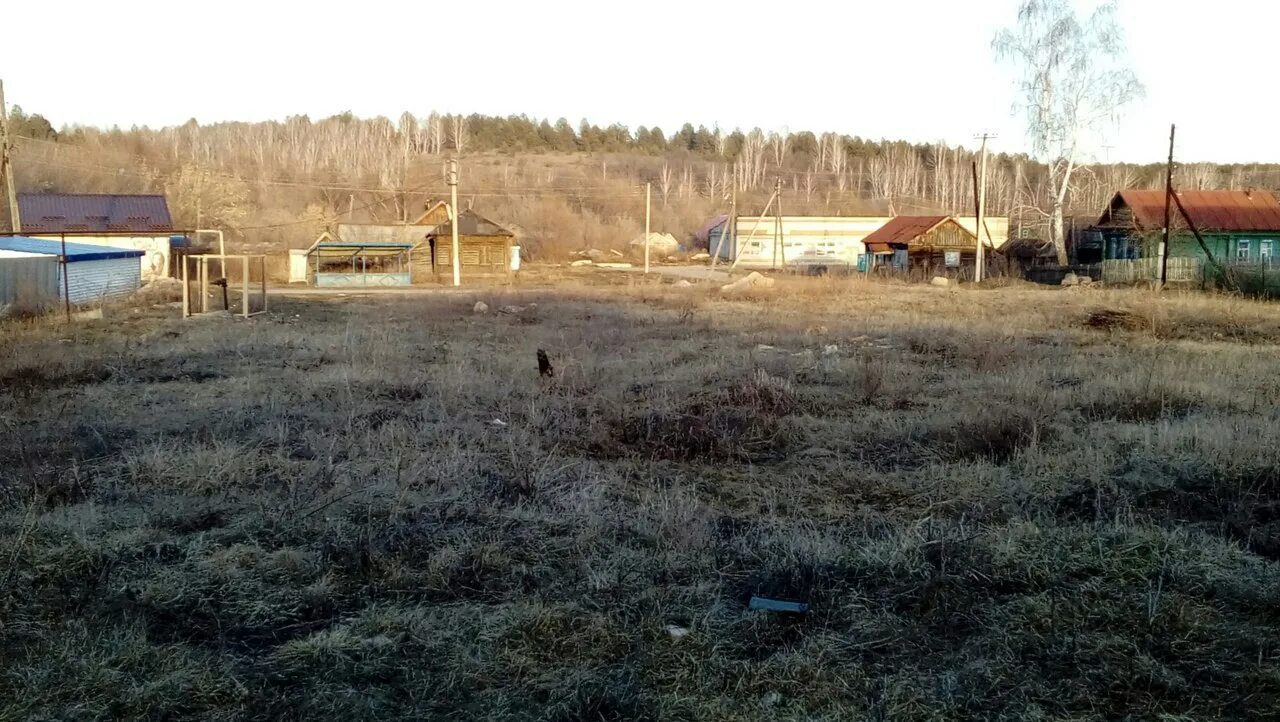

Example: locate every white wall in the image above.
[60,257,142,304]
[731,216,891,267]
[31,235,173,280]
[288,249,310,283]
[728,216,1011,267]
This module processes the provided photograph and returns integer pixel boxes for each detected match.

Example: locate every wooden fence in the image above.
[1100,257,1204,285]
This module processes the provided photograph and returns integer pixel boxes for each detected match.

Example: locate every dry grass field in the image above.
[3,274,1280,720]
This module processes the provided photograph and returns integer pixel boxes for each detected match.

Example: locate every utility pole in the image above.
[1159,124,1176,289]
[448,158,460,287]
[644,181,651,274]
[0,80,18,232]
[974,133,995,283]
[711,188,735,270]
[773,177,783,269]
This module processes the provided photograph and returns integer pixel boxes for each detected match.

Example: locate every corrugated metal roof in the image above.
[1102,190,1280,232]
[0,236,146,262]
[860,216,952,247]
[335,223,429,245]
[17,193,174,234]
[429,209,514,238]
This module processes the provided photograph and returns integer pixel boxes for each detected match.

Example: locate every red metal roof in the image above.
[1102,190,1280,233]
[861,216,951,249]
[18,193,174,234]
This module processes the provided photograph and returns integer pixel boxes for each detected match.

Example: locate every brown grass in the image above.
[2,273,1280,720]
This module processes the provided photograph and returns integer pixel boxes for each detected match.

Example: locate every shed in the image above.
[0,250,59,308]
[1001,236,1059,272]
[1093,190,1280,263]
[304,231,415,287]
[336,222,433,280]
[0,236,143,303]
[427,209,516,279]
[16,193,184,280]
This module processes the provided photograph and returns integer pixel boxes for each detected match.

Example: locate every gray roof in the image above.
[428,210,514,238]
[19,193,174,234]
[335,224,430,245]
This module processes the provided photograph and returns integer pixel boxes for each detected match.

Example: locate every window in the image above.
[1262,240,1274,263]
[1237,239,1251,261]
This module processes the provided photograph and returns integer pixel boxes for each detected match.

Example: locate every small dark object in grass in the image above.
[537,348,554,377]
[748,596,810,614]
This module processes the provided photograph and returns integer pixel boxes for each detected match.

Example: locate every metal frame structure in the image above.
[181,253,267,319]
[305,232,416,287]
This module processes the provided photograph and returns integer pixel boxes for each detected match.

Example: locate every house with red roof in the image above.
[16,193,183,279]
[1093,189,1280,265]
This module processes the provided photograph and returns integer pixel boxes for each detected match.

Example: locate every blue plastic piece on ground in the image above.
[748,596,810,613]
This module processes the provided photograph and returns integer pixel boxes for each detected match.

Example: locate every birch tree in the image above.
[994,0,1143,264]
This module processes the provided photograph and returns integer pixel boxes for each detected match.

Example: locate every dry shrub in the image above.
[925,406,1050,465]
[607,370,797,461]
[1077,389,1200,422]
[1085,308,1148,331]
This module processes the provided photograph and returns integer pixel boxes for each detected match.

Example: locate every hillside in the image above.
[8,109,1280,258]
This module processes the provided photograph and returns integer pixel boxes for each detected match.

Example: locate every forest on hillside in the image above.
[7,108,1280,257]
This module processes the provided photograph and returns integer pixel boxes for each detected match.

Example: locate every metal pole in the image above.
[1159,124,1176,289]
[644,182,651,274]
[449,159,461,287]
[60,233,70,321]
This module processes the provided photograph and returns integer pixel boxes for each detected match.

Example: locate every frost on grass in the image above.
[2,281,1280,720]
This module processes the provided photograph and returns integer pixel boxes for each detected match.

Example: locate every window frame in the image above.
[1236,238,1251,261]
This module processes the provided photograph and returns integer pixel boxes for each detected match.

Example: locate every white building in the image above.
[17,193,184,280]
[0,237,143,304]
[710,215,1009,268]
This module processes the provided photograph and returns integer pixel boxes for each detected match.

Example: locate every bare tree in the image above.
[769,131,790,168]
[995,0,1143,264]
[450,114,469,154]
[659,162,674,205]
[427,113,445,155]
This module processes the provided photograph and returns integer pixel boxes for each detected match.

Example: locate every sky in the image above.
[2,0,1277,164]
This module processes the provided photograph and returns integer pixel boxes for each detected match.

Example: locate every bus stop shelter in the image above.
[305,232,416,287]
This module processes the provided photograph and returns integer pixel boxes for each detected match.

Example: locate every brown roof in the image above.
[862,215,956,253]
[18,193,174,234]
[1101,190,1280,232]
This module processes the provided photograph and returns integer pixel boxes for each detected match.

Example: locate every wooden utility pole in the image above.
[711,189,735,270]
[1159,124,1176,289]
[448,159,460,287]
[729,191,778,271]
[773,177,783,269]
[1,80,21,232]
[644,181,651,274]
[974,133,995,283]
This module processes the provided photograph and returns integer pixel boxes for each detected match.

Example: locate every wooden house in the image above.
[860,216,994,278]
[1093,190,1280,264]
[426,209,515,279]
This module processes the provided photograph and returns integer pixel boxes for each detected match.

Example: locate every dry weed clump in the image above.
[4,281,1280,720]
[607,369,798,461]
